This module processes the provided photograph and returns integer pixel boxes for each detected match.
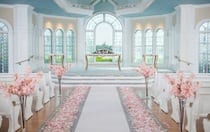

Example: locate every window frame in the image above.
[85,13,123,63]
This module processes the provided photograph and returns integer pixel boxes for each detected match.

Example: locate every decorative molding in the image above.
[54,0,154,16]
[54,0,93,15]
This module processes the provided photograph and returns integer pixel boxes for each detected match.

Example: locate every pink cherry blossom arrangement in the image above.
[49,63,71,77]
[136,63,156,78]
[1,67,43,96]
[119,87,166,132]
[42,86,90,132]
[165,71,201,99]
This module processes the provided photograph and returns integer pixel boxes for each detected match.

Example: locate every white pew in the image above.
[0,74,34,120]
[0,73,46,119]
[0,90,20,132]
[188,91,210,132]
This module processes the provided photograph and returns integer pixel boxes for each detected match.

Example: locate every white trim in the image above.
[128,12,171,20]
[195,19,210,30]
[41,13,79,20]
[0,18,14,73]
[0,4,13,8]
[193,3,210,8]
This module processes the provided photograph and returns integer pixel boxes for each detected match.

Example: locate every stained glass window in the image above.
[0,22,8,73]
[133,30,142,63]
[156,29,164,64]
[199,21,210,73]
[44,29,52,63]
[55,29,64,63]
[66,30,75,63]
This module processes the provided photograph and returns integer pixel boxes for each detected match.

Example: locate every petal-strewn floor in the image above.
[75,86,130,132]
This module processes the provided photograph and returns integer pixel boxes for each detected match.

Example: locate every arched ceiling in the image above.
[0,0,210,17]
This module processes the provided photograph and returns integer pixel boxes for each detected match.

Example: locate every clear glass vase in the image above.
[145,77,149,97]
[19,95,26,132]
[178,97,186,132]
[58,75,62,96]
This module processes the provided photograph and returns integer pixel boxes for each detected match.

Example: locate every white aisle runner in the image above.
[75,86,130,132]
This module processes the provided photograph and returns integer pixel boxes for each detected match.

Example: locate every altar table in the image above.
[85,54,121,71]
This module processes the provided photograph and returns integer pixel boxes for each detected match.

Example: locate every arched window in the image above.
[66,30,75,63]
[44,29,52,63]
[156,29,164,64]
[133,30,142,63]
[145,29,153,54]
[55,29,64,63]
[199,20,210,73]
[0,22,8,73]
[144,29,153,64]
[86,13,122,62]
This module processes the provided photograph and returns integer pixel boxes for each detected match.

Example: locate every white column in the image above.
[165,15,175,70]
[123,18,132,67]
[76,18,86,67]
[175,5,196,72]
[13,4,33,72]
[36,14,44,69]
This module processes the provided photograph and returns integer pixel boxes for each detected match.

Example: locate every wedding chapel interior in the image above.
[1,0,210,132]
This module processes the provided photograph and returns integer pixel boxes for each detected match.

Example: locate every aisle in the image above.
[75,86,130,132]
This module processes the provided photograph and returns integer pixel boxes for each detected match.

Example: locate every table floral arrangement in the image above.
[0,67,43,132]
[165,71,201,132]
[135,63,156,97]
[49,63,71,96]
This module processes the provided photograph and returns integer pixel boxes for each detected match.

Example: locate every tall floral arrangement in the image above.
[4,67,43,96]
[165,71,201,132]
[136,63,156,78]
[49,63,71,96]
[136,63,156,97]
[0,67,43,132]
[48,63,71,78]
[165,71,201,99]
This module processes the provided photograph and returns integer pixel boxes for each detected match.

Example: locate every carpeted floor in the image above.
[75,86,130,132]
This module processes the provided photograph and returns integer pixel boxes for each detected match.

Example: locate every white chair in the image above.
[39,77,50,104]
[189,92,210,132]
[185,97,195,131]
[33,84,44,111]
[0,115,2,128]
[170,96,180,123]
[45,71,55,98]
[0,91,20,132]
[24,95,33,120]
[158,74,171,113]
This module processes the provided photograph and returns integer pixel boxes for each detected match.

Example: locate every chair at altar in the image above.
[49,54,64,67]
[142,54,158,69]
